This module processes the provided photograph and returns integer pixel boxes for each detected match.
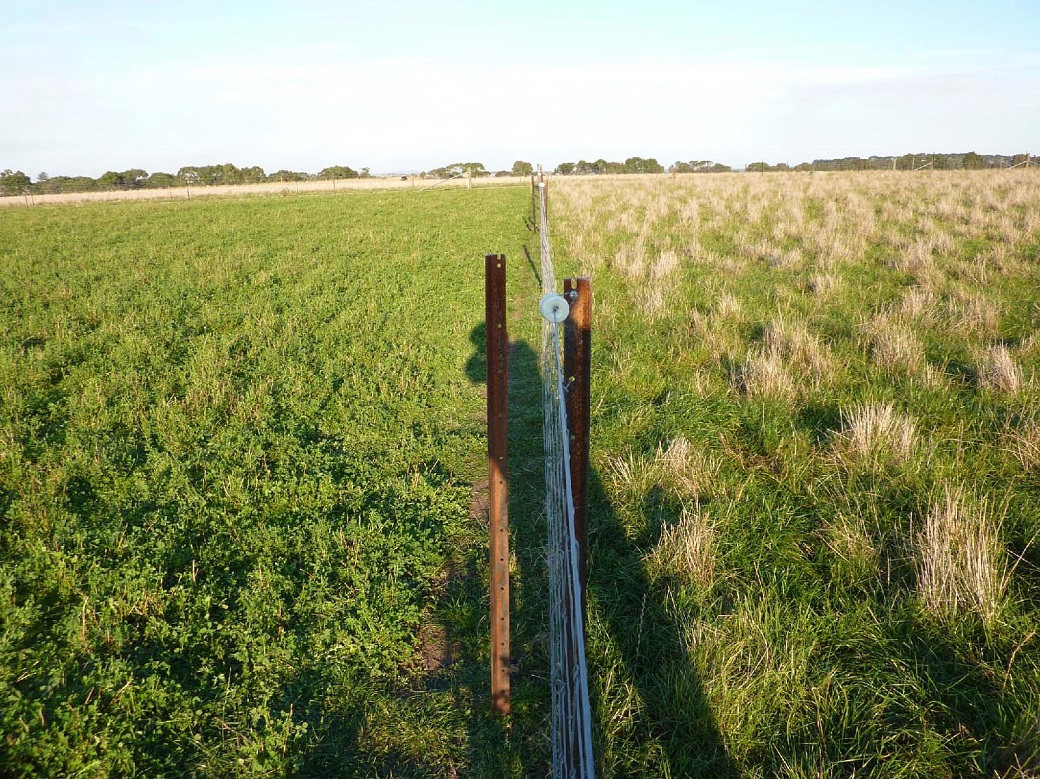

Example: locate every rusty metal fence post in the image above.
[486,253,511,715]
[563,277,592,602]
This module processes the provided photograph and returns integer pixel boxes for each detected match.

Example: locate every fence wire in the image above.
[538,178,596,779]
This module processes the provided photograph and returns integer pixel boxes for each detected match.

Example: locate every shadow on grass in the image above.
[587,468,736,778]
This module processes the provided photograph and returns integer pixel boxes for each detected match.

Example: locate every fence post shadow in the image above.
[463,321,553,775]
[586,465,737,777]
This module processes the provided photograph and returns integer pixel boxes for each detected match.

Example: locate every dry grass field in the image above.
[0,175,530,208]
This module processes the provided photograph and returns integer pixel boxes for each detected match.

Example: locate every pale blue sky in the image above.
[2,1,1038,176]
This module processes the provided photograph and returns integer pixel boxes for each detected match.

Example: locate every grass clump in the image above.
[977,344,1024,394]
[648,505,717,593]
[834,402,918,466]
[916,486,1009,627]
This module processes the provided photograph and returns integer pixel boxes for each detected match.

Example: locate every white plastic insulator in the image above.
[539,293,570,323]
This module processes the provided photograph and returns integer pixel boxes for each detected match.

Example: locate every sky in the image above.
[2,0,1039,177]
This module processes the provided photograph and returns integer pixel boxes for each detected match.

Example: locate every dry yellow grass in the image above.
[834,402,917,465]
[554,170,1040,288]
[655,437,721,499]
[977,344,1024,394]
[737,348,796,401]
[648,505,717,592]
[1011,423,1040,472]
[0,174,528,208]
[605,437,720,502]
[917,486,1008,625]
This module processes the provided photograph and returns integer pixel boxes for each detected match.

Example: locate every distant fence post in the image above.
[486,253,511,716]
[530,174,537,229]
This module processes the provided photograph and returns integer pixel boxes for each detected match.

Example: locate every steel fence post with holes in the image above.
[485,253,511,716]
[564,277,592,608]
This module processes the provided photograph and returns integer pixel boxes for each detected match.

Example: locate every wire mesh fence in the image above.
[537,174,596,779]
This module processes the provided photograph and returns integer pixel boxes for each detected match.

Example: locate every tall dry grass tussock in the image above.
[649,505,717,592]
[737,349,795,401]
[655,437,721,499]
[977,345,1023,394]
[916,486,1009,625]
[834,403,917,465]
[865,316,939,385]
[1011,423,1040,473]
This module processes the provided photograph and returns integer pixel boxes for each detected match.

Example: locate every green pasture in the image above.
[0,188,549,776]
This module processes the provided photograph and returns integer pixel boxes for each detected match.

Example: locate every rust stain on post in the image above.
[486,253,511,715]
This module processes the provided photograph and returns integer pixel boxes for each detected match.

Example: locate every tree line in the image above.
[554,157,669,175]
[4,152,1036,196]
[0,161,546,196]
[0,163,371,196]
[746,152,1038,172]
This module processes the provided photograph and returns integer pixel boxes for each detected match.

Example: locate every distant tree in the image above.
[623,157,664,174]
[361,167,371,178]
[125,169,147,188]
[676,160,733,173]
[41,175,96,193]
[962,151,984,170]
[37,172,48,184]
[36,175,62,193]
[97,171,122,189]
[555,162,575,175]
[69,176,99,192]
[240,166,266,183]
[427,162,488,179]
[145,172,178,188]
[746,162,771,172]
[215,163,241,185]
[267,169,308,182]
[97,169,147,190]
[511,160,533,177]
[318,165,359,180]
[0,169,31,195]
